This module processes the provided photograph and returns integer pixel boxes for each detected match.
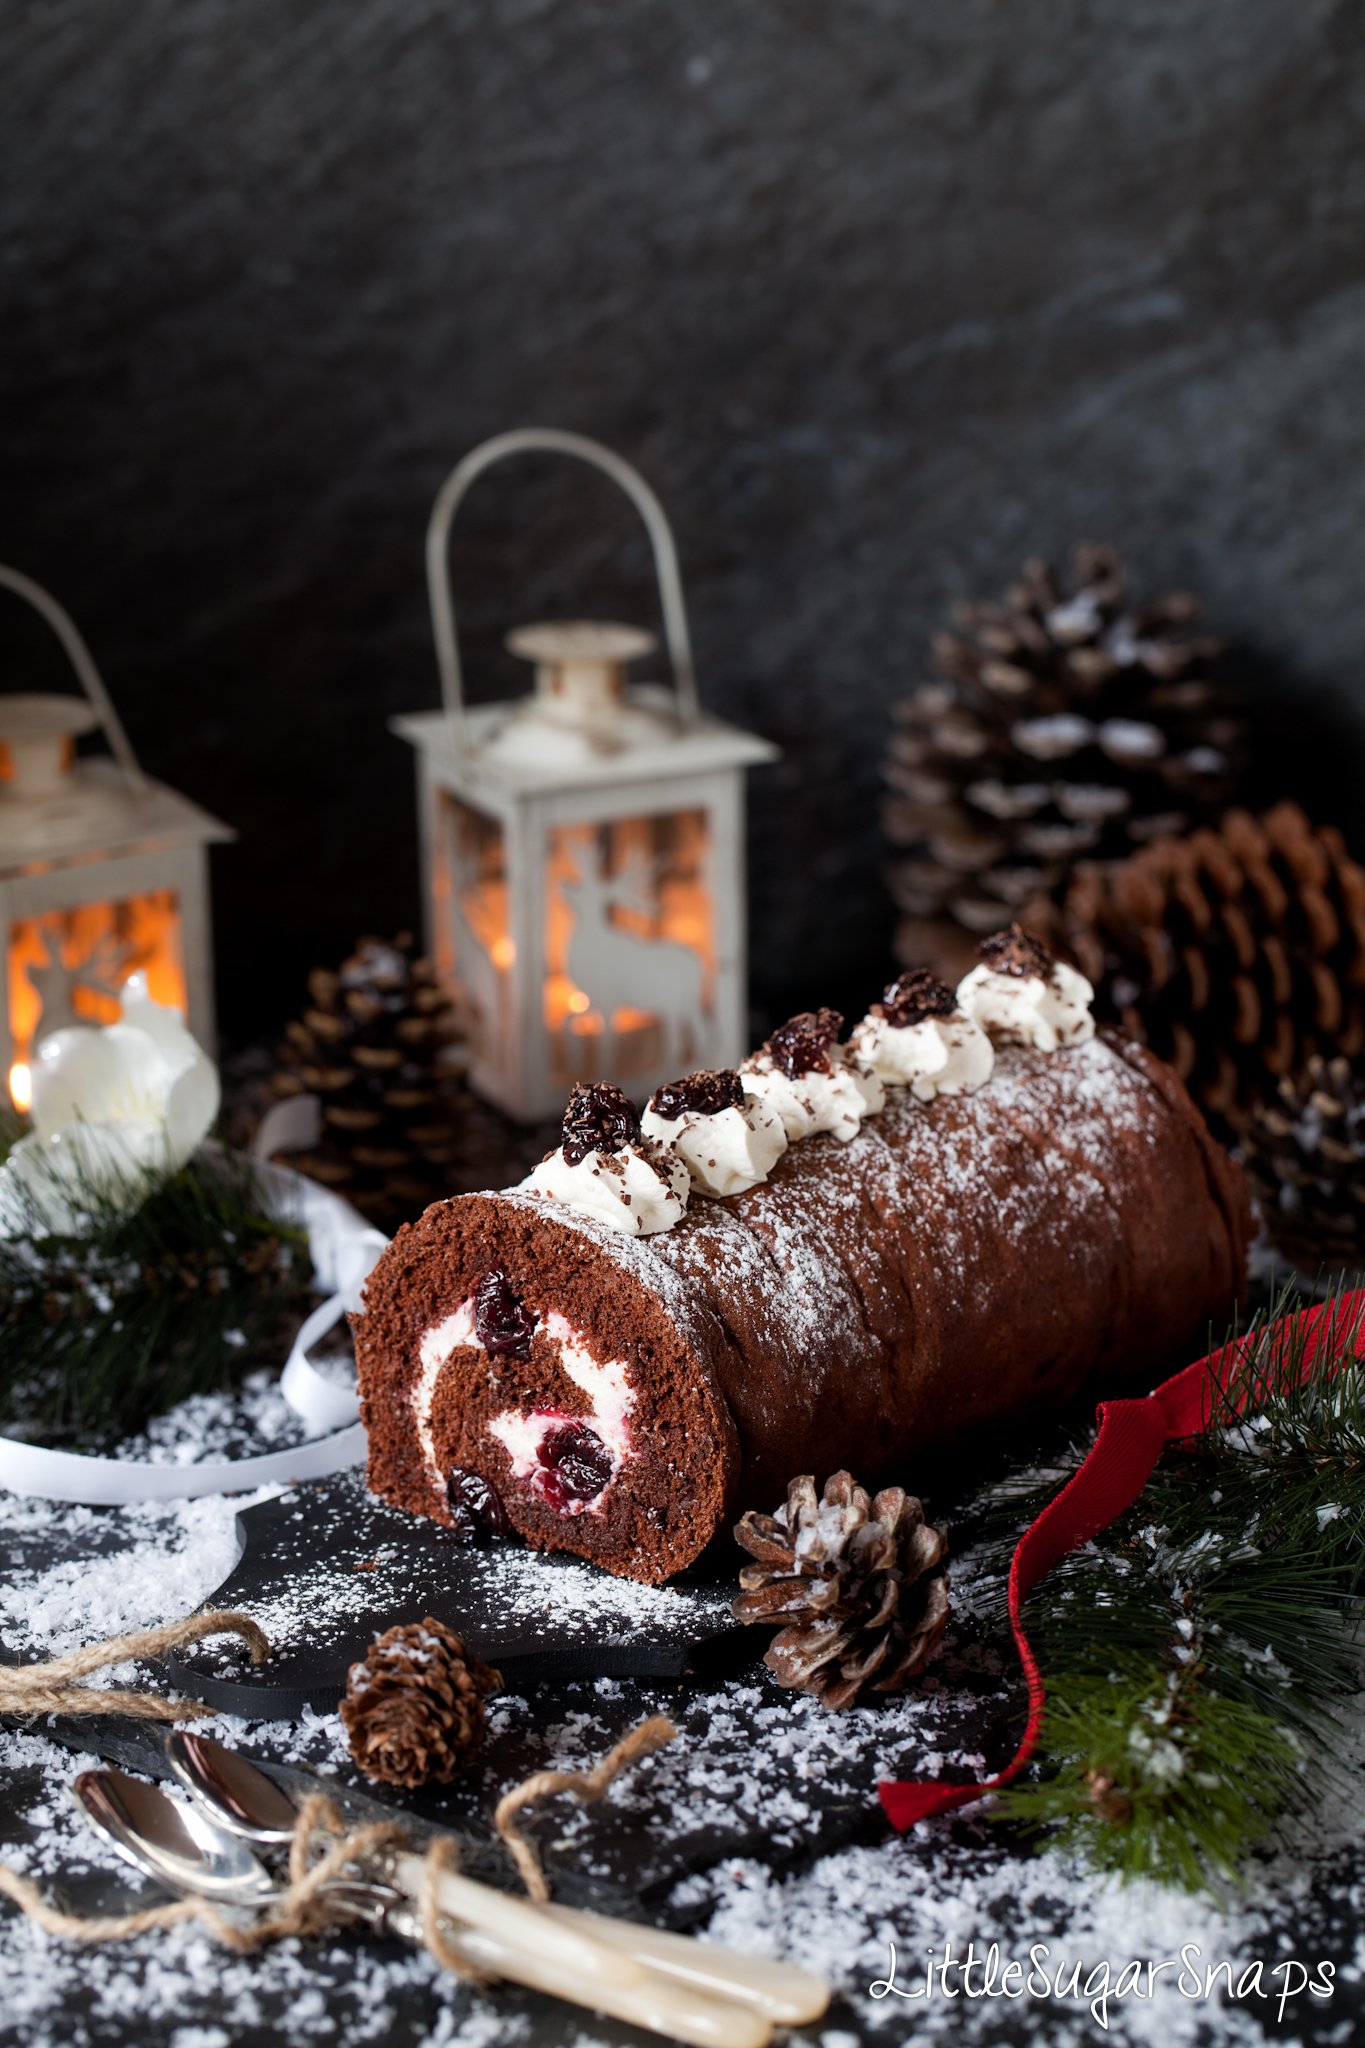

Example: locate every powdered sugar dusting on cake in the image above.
[487,1041,1167,1474]
[488,1042,1179,1448]
[359,1028,1243,1576]
[556,1039,1140,1296]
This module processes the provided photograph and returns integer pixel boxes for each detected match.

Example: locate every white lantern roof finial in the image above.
[0,565,232,873]
[501,617,661,750]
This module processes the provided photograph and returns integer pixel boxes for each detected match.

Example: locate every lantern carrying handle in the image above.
[425,428,701,750]
[0,564,147,796]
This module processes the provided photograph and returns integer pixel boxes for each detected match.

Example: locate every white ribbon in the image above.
[0,1096,388,1506]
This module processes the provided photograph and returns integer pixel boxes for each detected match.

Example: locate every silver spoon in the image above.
[74,1763,773,2048]
[165,1731,298,1846]
[164,1731,638,1991]
[73,1768,280,1905]
[72,1769,391,1927]
[166,1731,829,2028]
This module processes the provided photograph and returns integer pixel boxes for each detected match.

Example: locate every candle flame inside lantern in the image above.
[436,793,720,1098]
[543,812,715,1085]
[6,892,188,1094]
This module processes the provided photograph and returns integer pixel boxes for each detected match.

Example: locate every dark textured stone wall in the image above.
[2,0,1362,1042]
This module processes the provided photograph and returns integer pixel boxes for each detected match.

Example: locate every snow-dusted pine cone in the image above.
[1242,1055,1365,1272]
[733,1471,949,1711]
[884,544,1247,980]
[339,1618,501,1788]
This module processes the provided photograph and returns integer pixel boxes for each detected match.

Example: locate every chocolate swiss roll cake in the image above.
[354,935,1251,1585]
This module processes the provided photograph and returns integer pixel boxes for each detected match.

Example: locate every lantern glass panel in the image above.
[7,888,186,1106]
[545,808,713,1088]
[436,792,512,1056]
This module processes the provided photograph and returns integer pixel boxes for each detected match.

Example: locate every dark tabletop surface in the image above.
[2,1374,1362,2048]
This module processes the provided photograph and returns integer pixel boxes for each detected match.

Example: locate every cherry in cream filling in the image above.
[412,1303,633,1519]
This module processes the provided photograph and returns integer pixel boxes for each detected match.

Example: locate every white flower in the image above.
[0,975,220,1235]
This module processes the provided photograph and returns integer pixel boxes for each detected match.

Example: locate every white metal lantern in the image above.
[0,565,232,1111]
[392,429,779,1123]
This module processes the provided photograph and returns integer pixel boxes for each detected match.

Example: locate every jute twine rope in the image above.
[0,1613,269,1722]
[0,1794,493,1977]
[492,1714,678,1901]
[0,1620,679,1980]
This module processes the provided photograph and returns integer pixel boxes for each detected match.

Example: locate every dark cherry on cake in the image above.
[536,1420,616,1513]
[446,1466,512,1545]
[355,1015,1252,1584]
[765,1007,843,1079]
[649,1068,746,1120]
[977,923,1054,979]
[473,1265,537,1359]
[561,1080,639,1164]
[877,970,956,1029]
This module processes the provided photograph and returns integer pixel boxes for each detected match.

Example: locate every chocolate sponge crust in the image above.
[355,1035,1252,1583]
[355,1194,743,1583]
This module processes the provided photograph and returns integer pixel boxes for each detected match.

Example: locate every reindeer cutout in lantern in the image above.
[560,843,707,1077]
[23,921,138,1047]
[391,428,778,1122]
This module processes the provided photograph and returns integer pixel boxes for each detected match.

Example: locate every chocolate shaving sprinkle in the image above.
[978,922,1054,980]
[878,968,957,1030]
[766,1007,844,1079]
[649,1068,746,1120]
[561,1080,640,1165]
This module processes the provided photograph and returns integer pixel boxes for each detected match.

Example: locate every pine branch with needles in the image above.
[0,1132,312,1444]
[974,1283,1365,1892]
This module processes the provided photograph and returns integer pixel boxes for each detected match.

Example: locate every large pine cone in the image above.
[733,1472,949,1711]
[1026,802,1365,1138]
[1242,1055,1365,1271]
[885,544,1247,980]
[339,1618,501,1788]
[269,934,480,1227]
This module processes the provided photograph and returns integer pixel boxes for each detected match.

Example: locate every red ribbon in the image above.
[880,1287,1365,1832]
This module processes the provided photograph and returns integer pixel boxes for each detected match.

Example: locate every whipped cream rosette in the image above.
[957,923,1095,1051]
[640,1068,788,1197]
[853,969,995,1101]
[519,1081,689,1236]
[739,1008,885,1142]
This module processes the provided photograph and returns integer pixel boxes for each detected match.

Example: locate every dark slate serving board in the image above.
[6,1346,1362,2047]
[163,1471,748,1716]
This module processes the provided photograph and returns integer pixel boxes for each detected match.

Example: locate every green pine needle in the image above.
[982,1280,1365,1894]
[997,1663,1301,1893]
[0,1140,312,1444]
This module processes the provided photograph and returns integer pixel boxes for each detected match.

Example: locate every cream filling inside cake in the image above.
[413,1300,479,1509]
[412,1300,634,1519]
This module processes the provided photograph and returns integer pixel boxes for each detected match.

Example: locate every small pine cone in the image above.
[1242,1055,1365,1271]
[339,1618,501,1788]
[268,933,475,1228]
[1085,1768,1134,1825]
[733,1471,949,1711]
